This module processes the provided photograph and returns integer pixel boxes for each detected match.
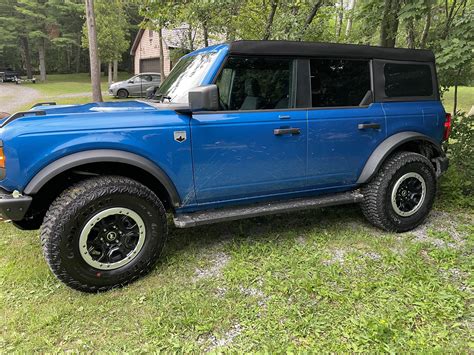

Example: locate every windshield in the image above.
[154,52,219,104]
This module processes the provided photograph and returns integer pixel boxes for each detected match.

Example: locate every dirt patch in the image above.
[405,210,469,249]
[193,252,231,281]
[0,83,40,113]
[200,323,243,351]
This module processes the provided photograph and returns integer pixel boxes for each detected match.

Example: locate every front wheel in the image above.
[360,152,437,232]
[116,89,128,99]
[41,176,168,292]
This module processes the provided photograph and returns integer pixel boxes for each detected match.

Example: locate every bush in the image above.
[439,113,474,208]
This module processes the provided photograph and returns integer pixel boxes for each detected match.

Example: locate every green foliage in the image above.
[440,113,474,208]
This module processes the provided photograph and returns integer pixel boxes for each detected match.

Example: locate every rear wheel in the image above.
[41,176,167,292]
[116,89,128,99]
[361,152,436,232]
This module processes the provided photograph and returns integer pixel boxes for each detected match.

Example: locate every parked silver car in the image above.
[108,73,161,99]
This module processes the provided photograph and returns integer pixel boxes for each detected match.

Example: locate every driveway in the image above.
[0,83,40,113]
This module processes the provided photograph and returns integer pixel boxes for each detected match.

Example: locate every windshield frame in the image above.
[152,45,228,105]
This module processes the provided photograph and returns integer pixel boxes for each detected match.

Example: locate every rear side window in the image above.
[310,59,371,107]
[384,63,433,97]
[215,56,294,110]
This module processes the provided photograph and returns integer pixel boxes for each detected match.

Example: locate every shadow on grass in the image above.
[163,204,367,258]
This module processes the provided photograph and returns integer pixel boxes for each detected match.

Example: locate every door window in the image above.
[215,56,295,110]
[310,59,371,107]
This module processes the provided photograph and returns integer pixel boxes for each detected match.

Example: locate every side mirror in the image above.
[128,80,134,84]
[189,85,219,112]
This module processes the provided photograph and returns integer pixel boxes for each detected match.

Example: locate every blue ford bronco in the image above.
[0,41,450,292]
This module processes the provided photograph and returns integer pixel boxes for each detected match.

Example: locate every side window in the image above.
[151,75,161,82]
[310,59,371,107]
[384,63,433,97]
[215,56,294,111]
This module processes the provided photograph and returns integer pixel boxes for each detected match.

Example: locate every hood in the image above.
[109,80,127,88]
[33,100,157,114]
[0,100,172,129]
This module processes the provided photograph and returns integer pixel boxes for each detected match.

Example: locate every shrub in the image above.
[439,113,474,208]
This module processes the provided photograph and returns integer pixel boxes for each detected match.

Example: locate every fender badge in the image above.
[174,131,187,143]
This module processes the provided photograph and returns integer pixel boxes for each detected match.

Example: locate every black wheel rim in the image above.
[391,172,426,217]
[79,208,146,270]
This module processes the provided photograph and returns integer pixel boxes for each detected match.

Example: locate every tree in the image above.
[82,0,129,85]
[380,0,401,47]
[84,0,103,102]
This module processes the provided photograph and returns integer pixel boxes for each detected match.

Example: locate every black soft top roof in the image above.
[228,40,435,62]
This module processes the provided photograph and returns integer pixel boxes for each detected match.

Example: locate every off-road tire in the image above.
[41,176,167,292]
[117,89,128,99]
[360,151,436,232]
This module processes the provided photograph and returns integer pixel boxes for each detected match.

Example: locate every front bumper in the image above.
[0,189,32,221]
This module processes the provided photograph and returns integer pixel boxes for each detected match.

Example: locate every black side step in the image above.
[173,190,364,228]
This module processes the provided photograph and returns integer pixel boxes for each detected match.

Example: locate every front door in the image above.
[191,56,308,205]
[306,58,386,189]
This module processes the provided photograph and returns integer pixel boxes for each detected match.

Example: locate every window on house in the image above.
[310,59,371,107]
[384,63,433,97]
[215,56,294,111]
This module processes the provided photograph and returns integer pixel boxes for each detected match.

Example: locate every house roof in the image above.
[130,25,195,55]
[228,40,435,62]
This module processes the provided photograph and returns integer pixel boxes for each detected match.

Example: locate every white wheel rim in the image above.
[79,208,146,270]
[391,172,426,217]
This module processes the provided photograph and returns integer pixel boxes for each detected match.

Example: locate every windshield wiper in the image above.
[153,93,172,103]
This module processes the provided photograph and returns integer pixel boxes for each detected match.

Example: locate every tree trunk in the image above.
[203,22,209,47]
[345,0,356,37]
[85,0,103,102]
[108,62,113,86]
[380,0,401,47]
[299,0,324,40]
[19,36,33,79]
[187,25,194,51]
[38,38,47,82]
[335,0,344,39]
[75,33,81,73]
[406,18,415,49]
[113,60,118,82]
[453,84,458,115]
[420,0,432,48]
[158,27,166,80]
[262,0,278,40]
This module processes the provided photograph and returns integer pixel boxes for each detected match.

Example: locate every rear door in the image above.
[306,58,386,189]
[191,56,308,205]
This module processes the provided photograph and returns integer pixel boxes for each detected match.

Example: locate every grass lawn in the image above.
[1,204,472,352]
[23,72,130,96]
[15,72,132,112]
[442,86,474,115]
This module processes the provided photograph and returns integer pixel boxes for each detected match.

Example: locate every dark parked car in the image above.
[0,68,20,82]
[0,41,450,292]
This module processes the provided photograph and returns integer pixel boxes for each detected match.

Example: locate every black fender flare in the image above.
[356,131,444,184]
[23,149,181,207]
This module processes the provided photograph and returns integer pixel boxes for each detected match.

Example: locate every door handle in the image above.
[274,127,301,136]
[278,115,291,119]
[358,123,381,130]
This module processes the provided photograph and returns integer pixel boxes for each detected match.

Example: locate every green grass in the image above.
[15,72,133,112]
[442,86,474,114]
[23,72,130,96]
[1,205,472,352]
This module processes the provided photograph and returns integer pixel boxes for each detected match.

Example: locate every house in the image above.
[131,25,215,76]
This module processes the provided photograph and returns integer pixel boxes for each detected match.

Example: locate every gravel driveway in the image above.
[0,83,40,113]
